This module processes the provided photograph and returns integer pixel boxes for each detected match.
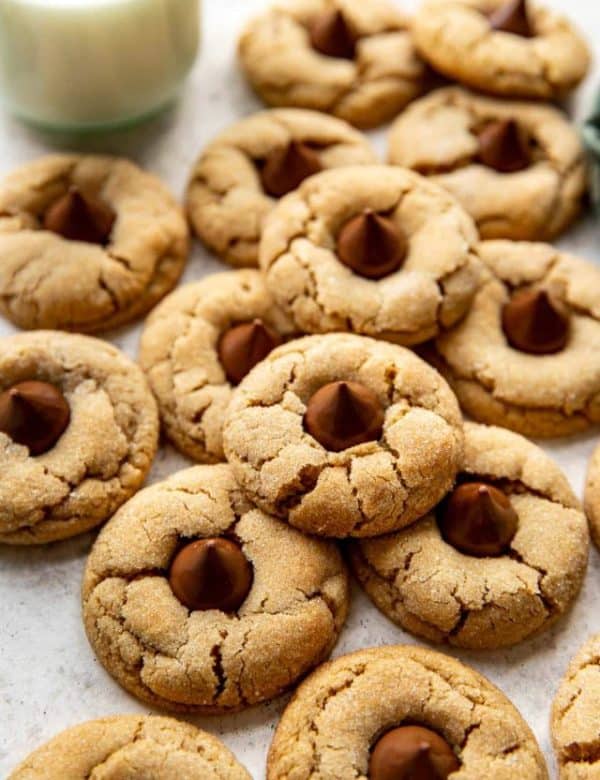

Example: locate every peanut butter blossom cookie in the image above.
[238,0,426,129]
[389,87,587,242]
[349,423,588,650]
[259,165,481,345]
[8,715,250,779]
[139,270,294,463]
[267,645,548,779]
[435,241,600,438]
[82,464,349,713]
[585,444,600,550]
[414,0,589,100]
[186,109,377,268]
[0,331,158,545]
[223,333,464,538]
[552,635,600,779]
[0,154,189,333]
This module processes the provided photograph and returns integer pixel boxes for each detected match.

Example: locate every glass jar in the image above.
[0,0,201,131]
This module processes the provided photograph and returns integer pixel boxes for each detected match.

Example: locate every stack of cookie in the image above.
[3,1,600,779]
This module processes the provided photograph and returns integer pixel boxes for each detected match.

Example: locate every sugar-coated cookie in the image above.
[260,165,481,345]
[414,0,589,100]
[389,87,587,242]
[8,715,250,779]
[552,635,600,779]
[435,241,600,438]
[239,0,426,129]
[0,331,158,544]
[349,423,588,649]
[268,645,549,779]
[223,333,464,538]
[82,465,349,713]
[0,155,188,333]
[139,270,294,464]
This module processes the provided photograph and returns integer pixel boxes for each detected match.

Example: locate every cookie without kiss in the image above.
[82,464,349,713]
[8,715,250,779]
[389,87,587,242]
[268,645,548,779]
[259,165,481,345]
[139,270,294,464]
[223,333,464,538]
[0,155,189,333]
[349,423,588,649]
[186,108,377,268]
[239,0,426,129]
[435,241,600,438]
[0,331,158,545]
[414,0,589,100]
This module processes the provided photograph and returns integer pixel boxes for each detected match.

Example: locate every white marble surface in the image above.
[1,1,600,777]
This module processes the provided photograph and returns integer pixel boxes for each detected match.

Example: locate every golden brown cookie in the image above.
[552,634,600,779]
[82,464,349,713]
[0,330,158,545]
[8,715,250,779]
[238,0,426,129]
[186,108,377,268]
[388,87,587,241]
[435,241,600,438]
[223,333,464,538]
[414,0,589,100]
[139,270,294,464]
[585,443,600,550]
[268,644,549,779]
[0,155,189,333]
[349,422,588,650]
[259,165,481,346]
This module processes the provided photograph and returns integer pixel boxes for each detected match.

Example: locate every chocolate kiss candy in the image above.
[218,319,282,385]
[43,186,116,245]
[489,0,533,38]
[477,119,530,173]
[0,380,70,455]
[309,9,356,59]
[502,288,570,355]
[304,380,384,452]
[260,141,323,198]
[169,538,253,612]
[337,210,407,280]
[369,725,460,780]
[439,482,518,557]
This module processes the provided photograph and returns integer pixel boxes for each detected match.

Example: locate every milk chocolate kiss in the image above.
[44,186,116,245]
[304,380,384,452]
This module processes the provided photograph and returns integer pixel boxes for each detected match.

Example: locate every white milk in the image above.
[0,0,201,129]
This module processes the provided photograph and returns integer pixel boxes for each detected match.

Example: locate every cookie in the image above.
[552,635,600,779]
[82,464,349,713]
[8,714,250,779]
[414,0,589,100]
[0,154,189,333]
[0,331,158,545]
[349,422,588,650]
[186,108,377,268]
[223,333,464,538]
[238,0,426,129]
[259,165,481,345]
[585,444,600,549]
[139,270,294,464]
[435,240,600,438]
[267,644,548,779]
[388,87,587,242]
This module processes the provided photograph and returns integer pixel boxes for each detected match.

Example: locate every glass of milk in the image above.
[0,0,201,130]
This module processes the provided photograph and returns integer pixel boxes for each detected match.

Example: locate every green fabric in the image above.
[583,90,600,211]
